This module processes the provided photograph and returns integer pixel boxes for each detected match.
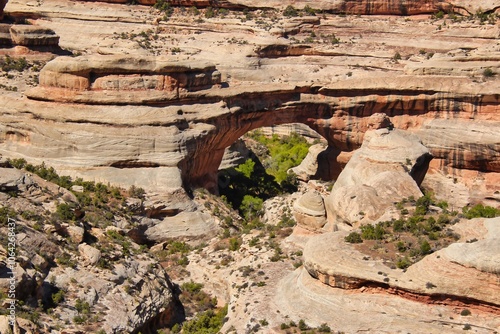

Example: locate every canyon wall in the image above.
[10,55,500,196]
[1,0,499,198]
[70,0,500,15]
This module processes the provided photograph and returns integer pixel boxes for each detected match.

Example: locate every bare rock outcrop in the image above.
[2,0,499,203]
[78,243,102,265]
[71,0,498,15]
[302,217,500,311]
[26,55,223,104]
[290,143,326,181]
[0,23,60,50]
[9,25,59,46]
[129,211,218,244]
[405,46,500,77]
[219,139,251,170]
[325,125,432,227]
[293,190,327,232]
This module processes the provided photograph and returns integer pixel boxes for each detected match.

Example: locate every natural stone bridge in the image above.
[5,55,496,195]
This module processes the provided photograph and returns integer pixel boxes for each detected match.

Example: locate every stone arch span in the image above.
[24,55,500,195]
[178,90,395,193]
[176,84,500,193]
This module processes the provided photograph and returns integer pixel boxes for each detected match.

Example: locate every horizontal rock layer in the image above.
[9,70,500,195]
[70,0,499,15]
[303,217,500,309]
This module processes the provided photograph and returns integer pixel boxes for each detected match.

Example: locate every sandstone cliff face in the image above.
[0,1,498,333]
[28,55,221,103]
[2,0,497,200]
[6,60,500,197]
[70,0,499,15]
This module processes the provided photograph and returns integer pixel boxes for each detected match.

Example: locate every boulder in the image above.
[141,211,218,243]
[290,144,326,182]
[0,168,23,192]
[66,225,85,244]
[219,139,251,170]
[0,316,10,334]
[325,127,432,227]
[293,191,327,232]
[78,243,101,266]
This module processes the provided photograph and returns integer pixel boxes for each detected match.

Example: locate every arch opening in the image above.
[216,123,327,218]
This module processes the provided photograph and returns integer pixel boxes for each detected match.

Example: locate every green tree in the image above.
[235,159,255,178]
[240,195,263,220]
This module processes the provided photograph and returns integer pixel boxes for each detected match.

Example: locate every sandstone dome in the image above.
[293,191,327,231]
[294,191,326,217]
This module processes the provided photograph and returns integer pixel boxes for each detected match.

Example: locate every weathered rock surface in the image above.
[9,25,59,46]
[276,267,500,334]
[292,216,500,333]
[71,0,499,15]
[0,167,179,334]
[290,143,326,181]
[78,242,101,265]
[219,138,251,170]
[1,0,498,201]
[292,190,327,232]
[27,55,222,103]
[130,211,218,244]
[325,126,431,227]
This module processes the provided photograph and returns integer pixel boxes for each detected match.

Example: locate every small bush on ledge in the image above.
[344,232,363,243]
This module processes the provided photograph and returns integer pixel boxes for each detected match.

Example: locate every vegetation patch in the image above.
[219,131,310,220]
[344,193,499,269]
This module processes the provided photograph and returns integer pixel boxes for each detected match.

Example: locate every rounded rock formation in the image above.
[293,191,327,232]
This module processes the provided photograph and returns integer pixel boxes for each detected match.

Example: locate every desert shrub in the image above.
[396,241,407,252]
[432,10,445,19]
[419,240,432,255]
[240,195,263,220]
[128,185,146,198]
[182,281,203,293]
[55,203,76,221]
[229,237,242,251]
[0,206,17,225]
[51,289,65,305]
[463,204,500,219]
[360,223,385,240]
[75,298,90,314]
[298,319,309,331]
[1,56,29,72]
[56,252,77,268]
[182,305,228,334]
[8,158,27,169]
[318,323,332,332]
[460,309,471,316]
[205,7,215,18]
[283,5,298,17]
[344,232,362,243]
[235,159,255,178]
[303,5,317,16]
[168,241,192,254]
[396,257,411,269]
